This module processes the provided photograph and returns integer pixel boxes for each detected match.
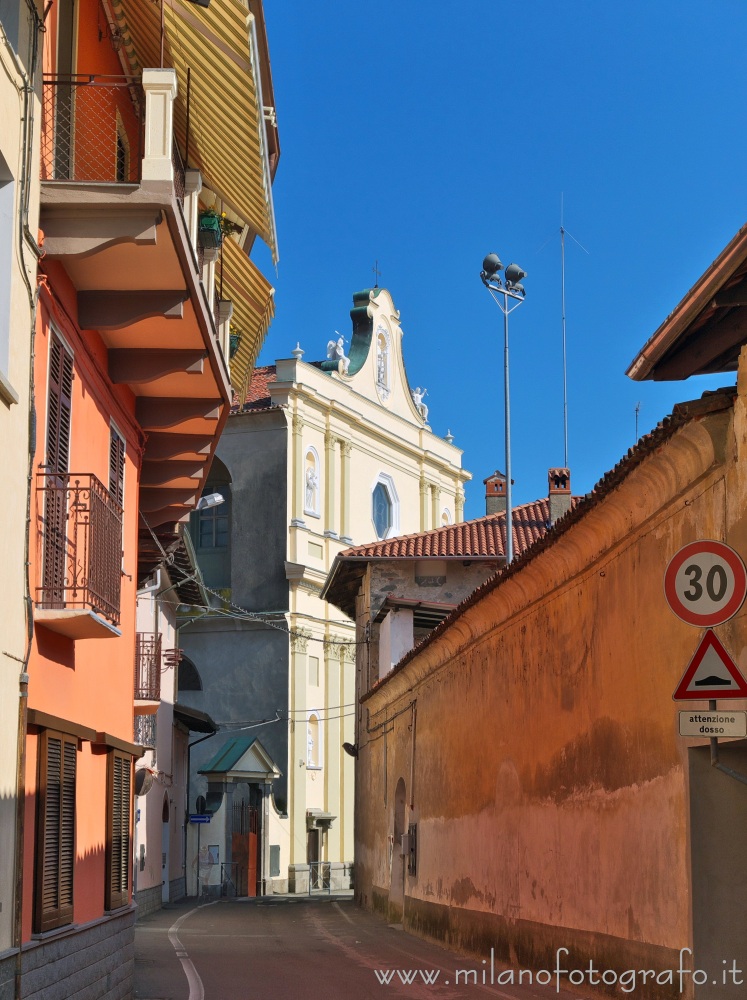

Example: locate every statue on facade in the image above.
[326,334,350,375]
[411,386,428,422]
[305,465,318,511]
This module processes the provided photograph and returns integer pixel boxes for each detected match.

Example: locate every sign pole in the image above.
[709,699,719,766]
[197,821,201,899]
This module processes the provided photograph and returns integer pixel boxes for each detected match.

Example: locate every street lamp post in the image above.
[480,253,527,565]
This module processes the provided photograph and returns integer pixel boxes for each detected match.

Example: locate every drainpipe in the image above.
[184,729,217,895]
[9,5,43,998]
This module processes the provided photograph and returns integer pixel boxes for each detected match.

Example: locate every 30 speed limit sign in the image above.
[664,540,747,627]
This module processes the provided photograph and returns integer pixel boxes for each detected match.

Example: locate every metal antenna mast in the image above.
[554,195,588,469]
[560,195,568,468]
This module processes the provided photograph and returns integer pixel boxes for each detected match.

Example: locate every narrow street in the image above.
[134,897,587,1000]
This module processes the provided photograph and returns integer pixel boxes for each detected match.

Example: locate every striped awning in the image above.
[110,0,277,261]
[220,235,275,397]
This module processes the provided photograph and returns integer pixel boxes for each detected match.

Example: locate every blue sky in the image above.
[253,2,747,521]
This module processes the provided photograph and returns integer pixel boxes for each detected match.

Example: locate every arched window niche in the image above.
[375,325,391,401]
[307,712,322,769]
[304,447,320,517]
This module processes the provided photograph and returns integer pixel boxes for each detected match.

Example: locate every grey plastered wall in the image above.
[219,409,289,612]
[179,619,289,809]
[18,907,135,1000]
[180,409,290,808]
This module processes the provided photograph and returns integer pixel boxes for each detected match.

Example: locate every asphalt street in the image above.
[134,896,593,1000]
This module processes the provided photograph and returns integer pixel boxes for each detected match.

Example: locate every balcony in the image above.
[35,473,123,639]
[135,632,162,712]
[39,67,232,541]
[135,714,157,762]
[41,75,144,184]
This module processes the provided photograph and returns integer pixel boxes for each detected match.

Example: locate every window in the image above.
[307,713,321,768]
[35,729,77,933]
[198,502,228,549]
[373,482,392,539]
[106,750,132,910]
[407,822,417,876]
[441,508,452,526]
[109,425,125,506]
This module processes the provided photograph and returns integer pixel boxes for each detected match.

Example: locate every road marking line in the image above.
[167,902,218,1000]
[333,902,355,925]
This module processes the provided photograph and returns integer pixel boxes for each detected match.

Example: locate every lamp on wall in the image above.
[196,492,225,511]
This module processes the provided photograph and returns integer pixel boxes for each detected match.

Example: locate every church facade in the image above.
[178,287,471,893]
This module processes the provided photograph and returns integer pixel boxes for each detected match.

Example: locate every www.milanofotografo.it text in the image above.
[373,948,744,993]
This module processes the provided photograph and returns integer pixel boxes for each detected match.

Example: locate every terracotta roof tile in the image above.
[231,365,278,411]
[337,497,581,561]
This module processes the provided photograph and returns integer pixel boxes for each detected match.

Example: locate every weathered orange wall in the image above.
[356,389,747,995]
[24,262,144,935]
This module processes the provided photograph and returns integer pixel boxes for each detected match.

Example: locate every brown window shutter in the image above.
[35,730,76,933]
[106,751,132,910]
[108,427,125,507]
[47,334,73,475]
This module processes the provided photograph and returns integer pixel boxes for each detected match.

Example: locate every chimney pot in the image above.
[548,467,572,524]
[484,470,507,515]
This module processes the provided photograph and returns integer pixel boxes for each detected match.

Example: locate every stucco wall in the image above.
[356,395,746,995]
[0,1,40,956]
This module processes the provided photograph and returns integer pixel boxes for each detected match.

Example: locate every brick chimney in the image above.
[548,468,571,524]
[484,470,507,515]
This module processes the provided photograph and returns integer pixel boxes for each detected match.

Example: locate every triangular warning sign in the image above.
[673,630,747,700]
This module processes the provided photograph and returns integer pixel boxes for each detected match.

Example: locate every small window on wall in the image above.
[307,713,321,769]
[304,448,320,517]
[373,483,391,539]
[189,458,232,591]
[407,822,417,876]
[198,501,228,549]
[372,474,399,540]
[441,508,452,526]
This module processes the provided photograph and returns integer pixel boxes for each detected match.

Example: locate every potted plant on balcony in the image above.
[198,210,222,263]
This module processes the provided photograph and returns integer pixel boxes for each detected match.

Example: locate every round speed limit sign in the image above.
[664,540,747,627]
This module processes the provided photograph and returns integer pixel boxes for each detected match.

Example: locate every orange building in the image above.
[11,1,279,997]
[339,225,747,1000]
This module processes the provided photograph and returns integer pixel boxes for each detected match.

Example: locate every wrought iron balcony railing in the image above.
[37,473,123,625]
[41,74,143,183]
[135,632,162,701]
[135,714,157,756]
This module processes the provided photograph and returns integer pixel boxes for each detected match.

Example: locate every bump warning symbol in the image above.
[672,630,747,700]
